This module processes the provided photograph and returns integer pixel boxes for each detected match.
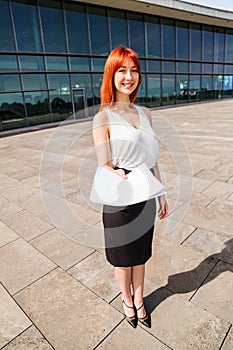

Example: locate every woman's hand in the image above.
[158,195,168,220]
[114,168,127,179]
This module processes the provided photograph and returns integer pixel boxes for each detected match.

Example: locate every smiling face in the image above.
[114,58,139,102]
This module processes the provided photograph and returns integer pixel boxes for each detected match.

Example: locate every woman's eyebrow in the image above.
[118,65,137,68]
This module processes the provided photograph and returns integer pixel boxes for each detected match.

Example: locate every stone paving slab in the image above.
[31,228,94,270]
[147,294,230,350]
[0,238,56,295]
[95,321,171,349]
[15,268,123,350]
[0,198,22,220]
[174,201,232,235]
[0,183,38,206]
[221,328,233,350]
[183,227,233,263]
[157,219,196,243]
[3,326,54,350]
[191,261,233,324]
[0,284,31,348]
[68,251,119,302]
[18,192,53,225]
[2,210,53,241]
[0,222,19,248]
[111,287,230,350]
[201,181,233,200]
[147,236,216,300]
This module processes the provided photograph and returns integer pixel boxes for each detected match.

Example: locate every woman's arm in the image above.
[142,107,169,220]
[153,162,168,220]
[92,111,127,179]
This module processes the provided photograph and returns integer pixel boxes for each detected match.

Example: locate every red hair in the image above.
[100,46,142,110]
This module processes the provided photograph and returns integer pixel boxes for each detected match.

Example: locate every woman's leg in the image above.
[114,266,134,317]
[131,264,147,318]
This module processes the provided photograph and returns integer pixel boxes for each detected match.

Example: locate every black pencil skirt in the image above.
[103,198,156,267]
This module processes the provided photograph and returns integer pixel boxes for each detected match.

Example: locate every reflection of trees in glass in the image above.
[0,102,25,120]
[51,97,72,115]
[25,98,49,117]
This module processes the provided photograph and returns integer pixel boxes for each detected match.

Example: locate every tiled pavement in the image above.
[0,100,233,350]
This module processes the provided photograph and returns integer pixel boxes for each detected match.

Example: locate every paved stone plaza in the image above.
[0,100,232,350]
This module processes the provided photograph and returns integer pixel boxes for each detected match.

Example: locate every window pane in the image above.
[213,64,224,74]
[176,21,189,60]
[190,62,201,73]
[128,13,145,56]
[162,61,175,73]
[201,75,213,90]
[225,29,233,63]
[0,74,21,92]
[223,76,233,97]
[147,74,161,107]
[0,0,15,51]
[11,0,42,52]
[145,16,160,58]
[147,60,160,72]
[71,73,92,89]
[213,75,223,98]
[92,57,106,72]
[225,65,233,74]
[190,23,201,61]
[19,55,45,71]
[214,29,224,62]
[162,74,175,105]
[177,61,189,73]
[45,56,68,71]
[176,74,189,103]
[201,75,213,100]
[0,55,18,71]
[22,73,47,90]
[202,63,212,74]
[48,73,72,120]
[137,74,146,103]
[92,73,102,106]
[64,3,89,54]
[140,60,146,71]
[70,57,90,71]
[25,91,51,124]
[162,19,175,59]
[71,74,92,113]
[39,0,67,53]
[189,75,201,101]
[202,26,214,62]
[88,6,109,55]
[109,9,128,49]
[0,93,27,131]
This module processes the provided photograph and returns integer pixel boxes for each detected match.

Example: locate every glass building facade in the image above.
[0,0,233,132]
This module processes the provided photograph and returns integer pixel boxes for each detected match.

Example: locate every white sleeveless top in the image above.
[105,105,159,170]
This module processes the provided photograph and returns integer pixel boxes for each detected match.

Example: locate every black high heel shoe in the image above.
[136,303,151,328]
[122,300,137,329]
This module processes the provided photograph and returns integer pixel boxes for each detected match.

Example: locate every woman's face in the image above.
[114,58,139,101]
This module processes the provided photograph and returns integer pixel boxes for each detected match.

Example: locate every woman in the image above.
[92,46,168,329]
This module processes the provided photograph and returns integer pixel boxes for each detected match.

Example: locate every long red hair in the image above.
[100,46,142,110]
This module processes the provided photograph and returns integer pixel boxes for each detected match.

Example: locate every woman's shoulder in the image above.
[92,109,109,128]
[136,105,152,125]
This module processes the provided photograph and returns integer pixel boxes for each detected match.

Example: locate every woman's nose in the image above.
[125,70,133,79]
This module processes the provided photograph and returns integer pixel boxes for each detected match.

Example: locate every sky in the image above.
[179,0,233,12]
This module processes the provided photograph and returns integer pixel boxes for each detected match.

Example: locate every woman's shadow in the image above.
[144,238,233,313]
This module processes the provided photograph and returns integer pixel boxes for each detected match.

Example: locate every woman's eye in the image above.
[132,69,138,73]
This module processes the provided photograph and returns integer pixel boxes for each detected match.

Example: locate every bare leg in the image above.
[114,266,134,317]
[131,264,147,318]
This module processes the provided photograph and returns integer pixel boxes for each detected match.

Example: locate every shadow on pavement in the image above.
[144,238,233,314]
